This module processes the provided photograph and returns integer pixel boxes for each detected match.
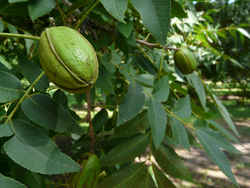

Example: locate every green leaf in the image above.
[21,171,45,188]
[144,167,157,188]
[170,118,190,149]
[131,0,171,44]
[7,23,18,33]
[4,120,80,175]
[153,76,169,102]
[93,109,109,133]
[56,103,81,133]
[101,134,149,166]
[0,173,26,188]
[101,54,116,74]
[118,22,133,38]
[152,144,192,181]
[111,50,122,66]
[117,82,145,126]
[0,19,4,32]
[100,0,128,23]
[19,60,49,91]
[98,163,155,188]
[8,0,28,3]
[28,0,56,21]
[0,56,12,70]
[0,70,24,103]
[96,66,115,95]
[187,73,207,110]
[207,120,239,143]
[21,94,57,130]
[0,124,13,137]
[53,90,68,106]
[24,33,35,55]
[196,128,238,185]
[152,164,176,188]
[173,95,191,119]
[199,128,240,154]
[148,98,167,149]
[0,2,28,17]
[21,94,78,133]
[168,96,191,148]
[211,94,239,137]
[134,55,157,75]
[237,28,250,39]
[171,0,187,18]
[114,110,149,138]
[135,74,154,88]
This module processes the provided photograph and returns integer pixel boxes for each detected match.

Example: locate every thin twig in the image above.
[136,39,162,48]
[136,39,178,51]
[75,0,100,30]
[86,86,95,153]
[5,71,45,123]
[56,0,66,25]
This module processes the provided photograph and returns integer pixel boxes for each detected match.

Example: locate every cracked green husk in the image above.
[39,26,98,93]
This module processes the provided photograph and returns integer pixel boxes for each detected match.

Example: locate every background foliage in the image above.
[0,0,249,187]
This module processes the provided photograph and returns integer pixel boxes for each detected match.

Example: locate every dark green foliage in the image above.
[0,0,244,187]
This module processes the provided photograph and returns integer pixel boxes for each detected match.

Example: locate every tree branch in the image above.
[86,86,95,153]
[0,32,40,41]
[136,39,178,51]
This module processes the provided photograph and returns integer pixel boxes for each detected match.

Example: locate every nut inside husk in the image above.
[39,26,98,93]
[174,48,197,75]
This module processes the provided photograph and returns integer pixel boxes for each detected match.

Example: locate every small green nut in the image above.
[174,48,197,74]
[39,26,98,93]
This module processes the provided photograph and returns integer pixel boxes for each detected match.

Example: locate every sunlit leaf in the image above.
[131,0,171,44]
[211,94,239,136]
[152,144,192,181]
[237,28,250,39]
[196,128,238,185]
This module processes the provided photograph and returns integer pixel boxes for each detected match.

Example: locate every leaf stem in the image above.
[56,0,67,25]
[0,32,40,41]
[75,0,100,30]
[4,71,45,123]
[86,86,95,153]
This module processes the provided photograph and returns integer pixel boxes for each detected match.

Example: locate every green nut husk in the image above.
[174,48,197,75]
[39,26,98,93]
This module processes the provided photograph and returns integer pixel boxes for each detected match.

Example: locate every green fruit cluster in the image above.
[174,48,197,74]
[39,26,99,93]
